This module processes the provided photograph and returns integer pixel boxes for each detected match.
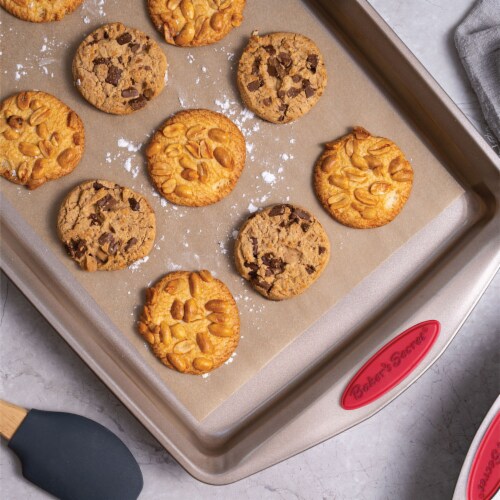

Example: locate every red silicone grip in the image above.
[467,411,500,500]
[341,320,440,410]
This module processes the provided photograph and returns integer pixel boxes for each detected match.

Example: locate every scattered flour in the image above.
[218,241,227,255]
[81,0,107,19]
[224,352,237,365]
[261,171,276,184]
[123,157,140,179]
[15,64,27,80]
[128,256,149,271]
[117,138,142,152]
[213,95,260,143]
[248,203,258,213]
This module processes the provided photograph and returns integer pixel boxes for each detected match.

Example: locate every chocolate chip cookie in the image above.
[235,204,330,300]
[314,127,414,229]
[72,22,167,115]
[138,270,240,375]
[147,0,245,47]
[57,180,156,271]
[237,31,327,123]
[0,0,83,22]
[147,109,246,206]
[0,91,85,189]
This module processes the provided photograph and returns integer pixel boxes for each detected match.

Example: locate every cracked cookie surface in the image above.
[0,91,85,189]
[138,270,240,375]
[0,0,83,22]
[147,109,246,206]
[235,204,330,300]
[147,0,245,47]
[72,22,167,115]
[314,126,413,229]
[57,180,156,271]
[237,31,327,123]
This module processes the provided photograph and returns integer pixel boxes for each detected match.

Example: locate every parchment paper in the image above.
[0,0,464,420]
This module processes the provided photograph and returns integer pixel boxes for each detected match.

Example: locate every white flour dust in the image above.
[261,171,276,185]
[128,256,149,272]
[81,0,107,20]
[103,138,144,179]
[12,36,68,81]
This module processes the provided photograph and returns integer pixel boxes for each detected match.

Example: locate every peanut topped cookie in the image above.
[0,91,85,189]
[314,127,414,229]
[237,32,327,123]
[235,204,330,300]
[147,0,245,47]
[57,180,156,271]
[73,22,167,115]
[138,270,240,375]
[0,0,83,22]
[147,109,246,206]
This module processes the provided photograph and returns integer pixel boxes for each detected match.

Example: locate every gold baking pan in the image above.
[1,0,499,484]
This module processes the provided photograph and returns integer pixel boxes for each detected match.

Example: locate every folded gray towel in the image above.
[455,0,500,150]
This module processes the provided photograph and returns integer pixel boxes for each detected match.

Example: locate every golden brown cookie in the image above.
[147,0,245,47]
[57,180,156,271]
[237,31,327,124]
[314,127,414,229]
[72,22,167,115]
[147,109,246,206]
[0,91,85,189]
[235,204,330,300]
[138,270,240,375]
[0,0,83,22]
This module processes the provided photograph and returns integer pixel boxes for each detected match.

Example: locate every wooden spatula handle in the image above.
[0,400,28,440]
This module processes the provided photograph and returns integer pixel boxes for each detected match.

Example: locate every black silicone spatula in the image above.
[0,400,143,500]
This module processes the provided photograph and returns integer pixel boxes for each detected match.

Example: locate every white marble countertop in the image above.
[1,1,499,499]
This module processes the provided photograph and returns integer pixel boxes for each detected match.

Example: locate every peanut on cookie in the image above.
[147,0,245,47]
[138,270,240,375]
[314,127,414,228]
[0,91,85,189]
[147,109,246,206]
[0,0,83,22]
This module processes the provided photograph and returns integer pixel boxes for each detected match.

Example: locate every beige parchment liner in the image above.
[0,0,464,420]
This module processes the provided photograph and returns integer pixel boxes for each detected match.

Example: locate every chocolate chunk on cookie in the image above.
[0,91,85,189]
[237,32,327,123]
[0,0,83,22]
[147,0,245,47]
[147,109,246,206]
[314,126,414,228]
[235,204,330,300]
[138,270,240,375]
[72,22,167,115]
[57,180,156,271]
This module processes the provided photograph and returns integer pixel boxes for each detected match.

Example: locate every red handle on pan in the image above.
[467,411,500,500]
[341,320,441,410]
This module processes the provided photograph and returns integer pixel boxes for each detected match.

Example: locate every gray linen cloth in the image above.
[455,0,500,146]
